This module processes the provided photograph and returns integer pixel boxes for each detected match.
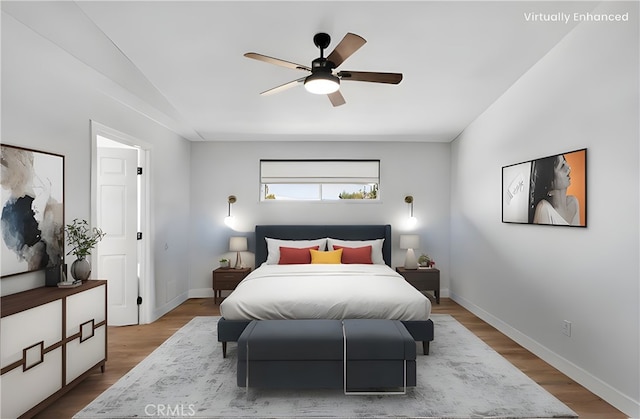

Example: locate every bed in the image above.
[217,225,434,357]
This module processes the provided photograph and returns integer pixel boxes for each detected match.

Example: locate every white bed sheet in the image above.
[219,264,431,321]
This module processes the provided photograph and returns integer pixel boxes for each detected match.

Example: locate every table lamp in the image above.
[229,236,248,269]
[399,234,420,270]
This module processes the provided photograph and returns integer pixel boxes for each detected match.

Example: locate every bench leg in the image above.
[222,342,227,358]
[423,341,429,355]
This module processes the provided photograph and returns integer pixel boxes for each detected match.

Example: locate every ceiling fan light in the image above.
[304,73,340,95]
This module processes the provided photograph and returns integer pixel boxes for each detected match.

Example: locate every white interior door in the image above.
[96,146,138,326]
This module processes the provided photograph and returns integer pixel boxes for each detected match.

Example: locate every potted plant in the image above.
[219,258,230,268]
[65,218,106,281]
[418,253,432,268]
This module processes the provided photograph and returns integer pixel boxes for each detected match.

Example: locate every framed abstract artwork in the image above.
[1,144,65,277]
[502,148,587,227]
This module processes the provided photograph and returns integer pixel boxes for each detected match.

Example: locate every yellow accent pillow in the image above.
[310,248,343,264]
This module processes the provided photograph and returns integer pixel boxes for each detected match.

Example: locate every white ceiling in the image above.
[3,1,599,142]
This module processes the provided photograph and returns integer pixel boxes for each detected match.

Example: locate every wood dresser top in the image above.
[1,280,106,318]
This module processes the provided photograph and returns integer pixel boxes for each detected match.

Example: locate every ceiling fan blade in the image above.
[327,90,346,107]
[326,33,366,67]
[260,77,306,96]
[338,71,403,84]
[244,52,311,72]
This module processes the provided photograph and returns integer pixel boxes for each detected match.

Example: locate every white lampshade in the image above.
[229,236,248,252]
[229,236,247,269]
[399,234,420,270]
[399,234,420,250]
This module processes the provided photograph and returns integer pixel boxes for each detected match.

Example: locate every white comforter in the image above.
[220,264,431,321]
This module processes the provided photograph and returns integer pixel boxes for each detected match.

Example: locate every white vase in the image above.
[70,257,91,281]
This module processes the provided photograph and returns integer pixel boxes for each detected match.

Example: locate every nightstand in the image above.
[212,267,251,304]
[396,267,440,304]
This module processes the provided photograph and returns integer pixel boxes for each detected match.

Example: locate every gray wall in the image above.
[450,2,639,415]
[1,10,192,320]
[188,140,451,296]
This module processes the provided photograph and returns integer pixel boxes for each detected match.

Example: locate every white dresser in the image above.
[1,280,107,418]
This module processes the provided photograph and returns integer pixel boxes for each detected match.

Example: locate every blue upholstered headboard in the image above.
[254,225,392,267]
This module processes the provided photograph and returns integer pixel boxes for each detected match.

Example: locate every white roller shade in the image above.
[261,160,379,184]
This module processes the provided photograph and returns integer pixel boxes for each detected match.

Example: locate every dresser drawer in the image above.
[1,300,63,418]
[1,347,62,419]
[1,300,62,368]
[215,278,242,289]
[216,272,245,281]
[66,285,106,337]
[66,325,106,384]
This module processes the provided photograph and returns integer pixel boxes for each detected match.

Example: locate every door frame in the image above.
[90,120,154,324]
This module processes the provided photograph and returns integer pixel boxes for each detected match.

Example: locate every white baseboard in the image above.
[150,292,189,323]
[450,292,639,418]
[188,288,215,298]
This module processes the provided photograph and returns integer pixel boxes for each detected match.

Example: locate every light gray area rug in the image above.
[75,315,577,418]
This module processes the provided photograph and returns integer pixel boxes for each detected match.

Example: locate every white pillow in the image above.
[265,238,327,265]
[327,238,385,265]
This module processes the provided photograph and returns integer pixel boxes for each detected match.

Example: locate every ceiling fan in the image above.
[244,32,403,107]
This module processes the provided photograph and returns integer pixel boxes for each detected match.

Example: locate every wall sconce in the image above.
[405,195,417,227]
[229,236,248,269]
[224,195,236,227]
[399,234,420,270]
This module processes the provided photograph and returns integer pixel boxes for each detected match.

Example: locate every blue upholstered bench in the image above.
[237,319,416,393]
[218,317,434,358]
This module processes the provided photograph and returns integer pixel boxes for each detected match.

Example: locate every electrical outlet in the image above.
[562,320,572,337]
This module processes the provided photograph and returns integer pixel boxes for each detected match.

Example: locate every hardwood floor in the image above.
[34,298,626,419]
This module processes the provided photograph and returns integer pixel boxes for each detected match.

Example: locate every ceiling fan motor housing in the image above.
[311,57,336,73]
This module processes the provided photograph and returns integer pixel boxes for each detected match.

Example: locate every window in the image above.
[260,160,380,201]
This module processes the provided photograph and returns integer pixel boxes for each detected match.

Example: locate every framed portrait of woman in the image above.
[502,148,587,227]
[1,144,65,277]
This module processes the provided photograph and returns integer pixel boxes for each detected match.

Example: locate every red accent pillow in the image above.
[333,245,373,264]
[278,246,319,264]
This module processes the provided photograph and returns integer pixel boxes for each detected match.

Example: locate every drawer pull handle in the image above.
[80,319,95,343]
[23,341,44,372]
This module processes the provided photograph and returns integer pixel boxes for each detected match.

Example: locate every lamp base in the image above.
[234,251,243,269]
[404,248,418,270]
